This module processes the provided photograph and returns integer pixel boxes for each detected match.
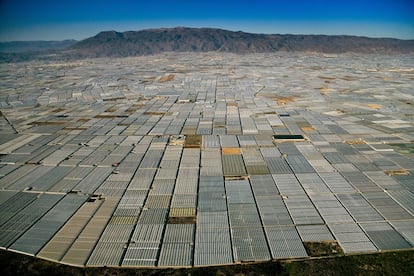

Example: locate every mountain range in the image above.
[1,27,413,62]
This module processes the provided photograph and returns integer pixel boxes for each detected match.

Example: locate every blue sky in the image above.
[0,0,413,41]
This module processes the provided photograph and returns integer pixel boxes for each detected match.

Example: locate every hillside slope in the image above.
[68,27,414,57]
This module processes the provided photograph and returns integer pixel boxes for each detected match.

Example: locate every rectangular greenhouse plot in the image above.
[178,158,200,175]
[201,148,221,162]
[37,197,104,261]
[390,221,414,246]
[0,190,18,205]
[158,242,194,267]
[200,166,223,177]
[202,135,220,148]
[364,171,404,190]
[363,192,414,220]
[307,159,336,173]
[196,127,212,135]
[119,229,163,263]
[138,208,169,225]
[122,242,160,267]
[249,174,279,197]
[225,180,256,204]
[297,225,335,242]
[322,152,349,164]
[176,165,200,180]
[88,223,134,254]
[222,154,247,178]
[59,166,94,181]
[360,222,412,250]
[285,155,315,173]
[73,167,113,194]
[29,166,73,191]
[41,146,79,166]
[246,164,270,175]
[0,192,38,225]
[117,196,146,211]
[100,153,131,168]
[181,127,197,135]
[144,195,172,209]
[231,226,271,262]
[108,216,139,225]
[286,209,325,225]
[0,164,20,180]
[340,172,383,193]
[194,229,233,266]
[184,135,202,148]
[272,174,306,196]
[128,168,157,190]
[162,223,195,242]
[87,241,125,266]
[390,172,414,190]
[265,226,308,259]
[283,196,325,225]
[296,173,332,195]
[169,207,196,217]
[196,211,230,229]
[76,151,107,167]
[171,194,197,208]
[158,224,195,267]
[265,158,292,174]
[311,202,355,224]
[10,193,88,255]
[254,135,276,148]
[332,163,359,173]
[242,147,266,163]
[337,193,384,222]
[227,126,242,135]
[130,224,165,244]
[150,179,176,195]
[95,181,130,197]
[60,197,121,266]
[0,134,42,154]
[276,142,302,157]
[0,193,64,249]
[238,135,258,147]
[6,165,54,191]
[318,172,357,194]
[198,195,227,212]
[36,236,75,261]
[255,197,294,226]
[139,151,165,169]
[387,190,414,215]
[174,178,199,195]
[328,223,377,253]
[220,135,239,148]
[168,208,197,224]
[158,159,181,171]
[228,204,262,227]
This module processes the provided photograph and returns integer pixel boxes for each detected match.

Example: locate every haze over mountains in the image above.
[1,27,413,62]
[0,40,77,53]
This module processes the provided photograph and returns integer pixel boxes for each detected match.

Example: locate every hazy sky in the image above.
[0,0,413,41]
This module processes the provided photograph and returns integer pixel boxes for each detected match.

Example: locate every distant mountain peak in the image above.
[1,27,413,62]
[68,27,413,58]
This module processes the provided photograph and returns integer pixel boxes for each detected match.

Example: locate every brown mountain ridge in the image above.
[1,27,413,62]
[68,27,414,57]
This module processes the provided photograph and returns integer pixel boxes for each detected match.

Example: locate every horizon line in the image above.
[1,26,413,43]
